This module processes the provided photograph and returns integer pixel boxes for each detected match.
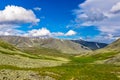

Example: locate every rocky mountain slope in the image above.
[0,36,91,54]
[71,39,108,50]
[0,37,120,80]
[0,39,68,80]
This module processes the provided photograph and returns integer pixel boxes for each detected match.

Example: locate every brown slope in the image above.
[0,36,91,54]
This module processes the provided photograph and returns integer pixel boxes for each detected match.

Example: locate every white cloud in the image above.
[65,30,77,36]
[0,5,40,25]
[98,26,120,33]
[0,28,24,36]
[0,24,18,29]
[52,32,64,36]
[33,7,42,11]
[75,9,107,22]
[111,2,120,13]
[73,0,120,42]
[0,5,40,36]
[24,28,76,37]
[88,33,119,43]
[24,28,51,37]
[0,24,22,36]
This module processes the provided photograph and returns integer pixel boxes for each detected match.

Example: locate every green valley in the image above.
[0,38,120,80]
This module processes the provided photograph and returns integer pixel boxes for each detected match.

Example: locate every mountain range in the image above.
[0,36,91,54]
[0,36,120,80]
[71,39,108,50]
[0,36,109,54]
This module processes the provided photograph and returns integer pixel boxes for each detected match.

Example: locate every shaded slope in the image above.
[92,38,120,65]
[72,38,120,65]
[71,39,108,50]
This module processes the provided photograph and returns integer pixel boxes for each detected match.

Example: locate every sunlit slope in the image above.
[104,38,120,52]
[0,39,69,80]
[0,39,68,68]
[98,39,120,65]
[0,39,120,80]
[80,38,120,65]
[0,36,91,54]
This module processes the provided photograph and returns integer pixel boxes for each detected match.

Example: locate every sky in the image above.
[0,0,120,43]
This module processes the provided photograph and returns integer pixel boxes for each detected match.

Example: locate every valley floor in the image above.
[0,40,120,80]
[0,51,120,80]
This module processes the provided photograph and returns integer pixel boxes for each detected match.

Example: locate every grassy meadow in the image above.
[0,40,120,80]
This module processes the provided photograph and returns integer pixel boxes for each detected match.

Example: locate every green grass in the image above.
[37,51,120,80]
[41,64,120,80]
[0,40,18,51]
[0,39,120,80]
[71,51,120,63]
[21,47,73,58]
[0,51,120,80]
[0,46,67,61]
[92,51,119,60]
[0,63,120,80]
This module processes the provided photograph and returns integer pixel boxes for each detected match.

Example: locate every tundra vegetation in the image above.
[0,40,120,80]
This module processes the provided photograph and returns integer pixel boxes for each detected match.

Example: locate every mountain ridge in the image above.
[71,39,108,50]
[0,36,91,54]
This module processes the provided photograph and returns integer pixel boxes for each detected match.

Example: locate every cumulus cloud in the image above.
[0,5,40,36]
[0,24,22,36]
[0,5,40,25]
[0,28,24,36]
[52,32,64,37]
[111,2,120,13]
[74,9,107,22]
[65,30,77,36]
[24,28,51,37]
[24,28,76,37]
[73,0,120,42]
[88,33,120,43]
[33,7,42,11]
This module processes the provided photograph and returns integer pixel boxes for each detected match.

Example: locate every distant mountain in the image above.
[0,36,91,54]
[71,39,108,50]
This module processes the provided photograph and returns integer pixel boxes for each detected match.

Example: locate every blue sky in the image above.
[0,0,120,43]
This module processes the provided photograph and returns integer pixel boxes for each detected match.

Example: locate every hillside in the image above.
[0,36,91,54]
[0,40,69,80]
[95,38,120,65]
[104,38,120,51]
[0,38,120,80]
[95,38,120,54]
[71,39,108,50]
[0,39,68,67]
[72,38,120,66]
